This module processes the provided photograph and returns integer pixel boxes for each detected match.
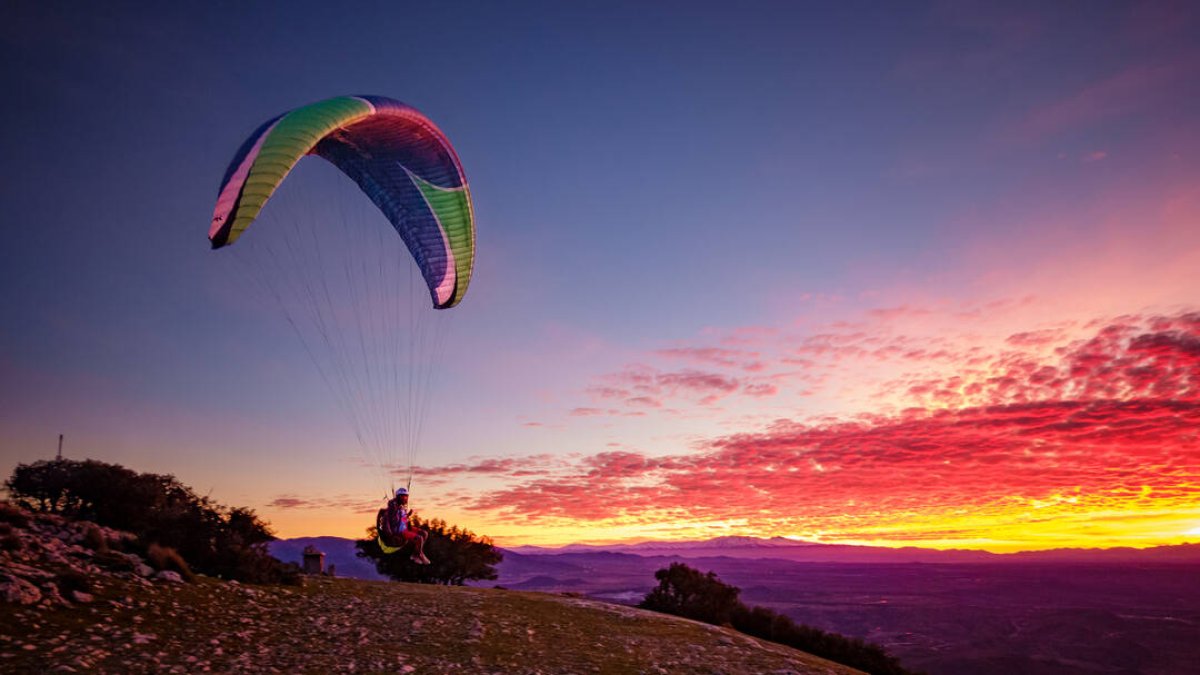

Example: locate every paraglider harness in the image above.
[376,490,412,555]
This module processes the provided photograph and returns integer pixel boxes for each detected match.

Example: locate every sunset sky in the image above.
[2,2,1198,551]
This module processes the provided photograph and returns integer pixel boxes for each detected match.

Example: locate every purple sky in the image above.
[2,2,1198,547]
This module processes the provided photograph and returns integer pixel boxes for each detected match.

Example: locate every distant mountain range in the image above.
[505,535,818,554]
[271,535,1200,582]
[505,535,1200,564]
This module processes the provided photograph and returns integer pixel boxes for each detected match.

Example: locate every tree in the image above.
[638,562,742,626]
[5,459,297,584]
[4,459,73,513]
[5,459,199,536]
[356,515,502,585]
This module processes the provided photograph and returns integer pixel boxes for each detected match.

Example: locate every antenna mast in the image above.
[56,434,63,461]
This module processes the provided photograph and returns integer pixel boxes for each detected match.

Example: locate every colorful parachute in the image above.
[210,95,475,309]
[209,95,475,496]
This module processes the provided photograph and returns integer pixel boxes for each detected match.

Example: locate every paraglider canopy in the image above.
[209,94,476,495]
[210,95,475,309]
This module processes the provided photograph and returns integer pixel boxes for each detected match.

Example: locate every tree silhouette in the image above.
[6,459,297,584]
[639,562,742,625]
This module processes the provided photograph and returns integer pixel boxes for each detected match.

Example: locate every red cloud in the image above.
[655,347,761,371]
[657,371,740,396]
[466,396,1197,526]
[415,454,562,479]
[268,494,378,514]
[269,496,310,509]
[1005,328,1069,348]
[743,383,778,398]
[868,305,934,321]
[587,366,743,408]
[569,407,609,417]
[446,313,1200,537]
[891,314,1200,410]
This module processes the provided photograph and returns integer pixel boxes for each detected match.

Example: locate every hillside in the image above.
[1,509,860,674]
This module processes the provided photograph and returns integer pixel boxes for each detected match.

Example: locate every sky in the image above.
[1,1,1198,551]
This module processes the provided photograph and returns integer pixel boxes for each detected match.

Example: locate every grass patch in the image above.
[146,543,195,582]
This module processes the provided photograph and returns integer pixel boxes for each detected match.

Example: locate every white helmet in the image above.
[394,487,409,497]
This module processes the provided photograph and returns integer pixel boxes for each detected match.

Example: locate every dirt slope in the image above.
[3,575,866,674]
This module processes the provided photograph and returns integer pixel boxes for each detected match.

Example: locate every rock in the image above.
[71,591,93,604]
[153,571,184,584]
[1,576,42,605]
[4,562,53,580]
[40,582,70,607]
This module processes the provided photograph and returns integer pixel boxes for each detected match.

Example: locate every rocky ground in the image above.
[0,505,861,674]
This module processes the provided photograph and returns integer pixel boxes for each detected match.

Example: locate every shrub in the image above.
[82,524,109,554]
[278,562,304,586]
[147,543,196,582]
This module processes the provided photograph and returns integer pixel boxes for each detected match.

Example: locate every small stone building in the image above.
[302,545,325,575]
